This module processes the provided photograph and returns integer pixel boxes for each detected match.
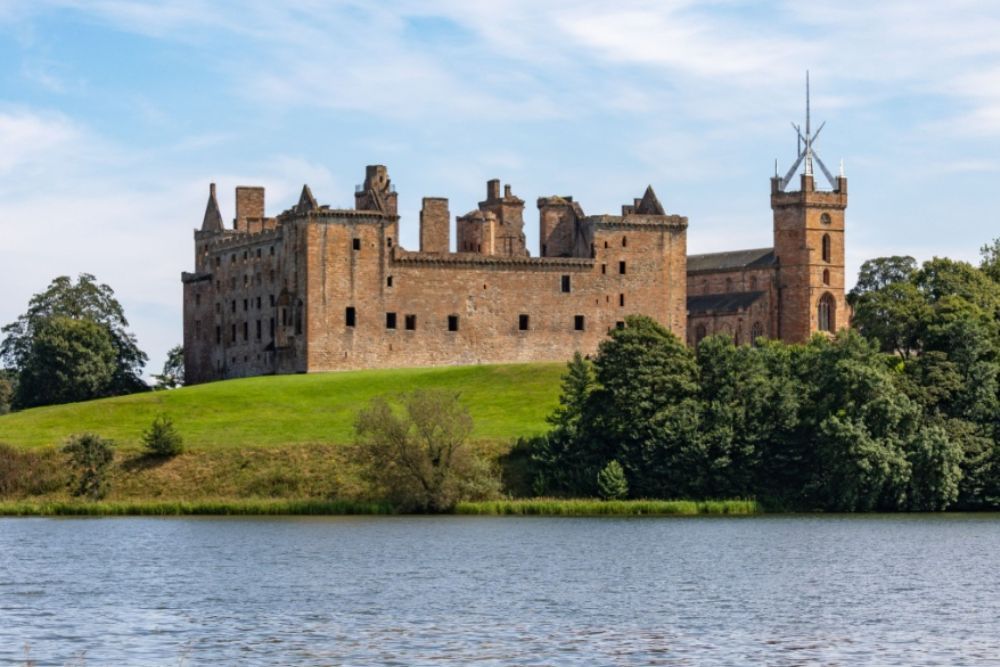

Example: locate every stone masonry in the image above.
[182,167,688,383]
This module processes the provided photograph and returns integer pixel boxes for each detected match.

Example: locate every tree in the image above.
[142,414,184,457]
[353,390,499,512]
[596,460,628,500]
[848,255,918,302]
[153,346,185,390]
[14,317,118,409]
[979,237,1000,284]
[587,315,701,498]
[62,433,115,500]
[529,352,597,495]
[1,274,148,408]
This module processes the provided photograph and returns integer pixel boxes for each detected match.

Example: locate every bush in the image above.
[62,433,115,499]
[353,389,500,512]
[597,460,628,500]
[142,414,184,457]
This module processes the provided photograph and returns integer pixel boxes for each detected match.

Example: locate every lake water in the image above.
[2,515,999,666]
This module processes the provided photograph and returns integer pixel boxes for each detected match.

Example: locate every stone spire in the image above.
[201,183,224,233]
[296,184,318,213]
[635,185,665,215]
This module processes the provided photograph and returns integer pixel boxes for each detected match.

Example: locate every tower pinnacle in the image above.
[777,71,837,191]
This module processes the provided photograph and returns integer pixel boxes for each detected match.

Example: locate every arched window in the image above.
[695,324,707,344]
[750,276,757,290]
[822,234,831,263]
[751,322,764,345]
[818,293,835,332]
[823,269,830,285]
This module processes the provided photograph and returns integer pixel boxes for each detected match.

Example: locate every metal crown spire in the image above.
[778,71,837,191]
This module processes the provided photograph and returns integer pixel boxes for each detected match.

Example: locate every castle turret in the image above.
[355,165,398,216]
[478,179,527,257]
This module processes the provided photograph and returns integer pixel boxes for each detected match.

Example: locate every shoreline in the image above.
[0,498,759,517]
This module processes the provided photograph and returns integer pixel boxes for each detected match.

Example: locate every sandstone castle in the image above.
[182,87,847,384]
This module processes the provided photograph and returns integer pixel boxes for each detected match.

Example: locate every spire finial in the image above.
[776,71,837,191]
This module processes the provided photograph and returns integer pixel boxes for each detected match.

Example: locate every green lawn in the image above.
[0,363,565,451]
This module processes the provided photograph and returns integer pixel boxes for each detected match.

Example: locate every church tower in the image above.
[771,73,848,343]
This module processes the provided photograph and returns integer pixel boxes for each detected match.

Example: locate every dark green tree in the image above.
[596,460,628,500]
[979,237,1000,284]
[587,315,701,498]
[142,414,184,457]
[14,317,118,409]
[1,274,148,408]
[695,335,800,498]
[529,352,597,495]
[62,433,115,500]
[152,345,185,390]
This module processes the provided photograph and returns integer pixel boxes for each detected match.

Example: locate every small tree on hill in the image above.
[353,389,499,512]
[62,433,115,500]
[597,460,628,500]
[142,414,184,457]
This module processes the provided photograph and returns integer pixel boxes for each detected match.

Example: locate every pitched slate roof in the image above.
[635,185,665,215]
[687,290,767,316]
[686,247,776,274]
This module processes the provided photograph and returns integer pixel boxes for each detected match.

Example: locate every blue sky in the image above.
[2,1,1000,376]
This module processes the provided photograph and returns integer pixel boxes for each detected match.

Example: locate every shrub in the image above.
[62,433,115,499]
[353,389,500,512]
[142,414,184,457]
[597,460,628,500]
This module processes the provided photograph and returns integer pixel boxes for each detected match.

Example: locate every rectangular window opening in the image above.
[386,312,397,329]
[561,275,571,293]
[405,314,417,331]
[346,307,356,327]
[519,314,530,331]
[574,315,585,331]
[352,238,361,251]
[448,315,459,332]
[619,261,626,275]
[619,293,625,307]
[387,276,393,288]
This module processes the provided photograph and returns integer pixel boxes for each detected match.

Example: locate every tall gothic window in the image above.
[818,293,835,332]
[751,322,764,345]
[822,234,831,263]
[695,324,707,344]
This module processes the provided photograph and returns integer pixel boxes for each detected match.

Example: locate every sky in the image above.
[2,1,1000,377]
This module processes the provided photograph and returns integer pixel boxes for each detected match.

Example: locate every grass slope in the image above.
[0,363,565,451]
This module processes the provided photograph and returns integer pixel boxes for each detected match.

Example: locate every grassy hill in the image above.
[0,363,565,451]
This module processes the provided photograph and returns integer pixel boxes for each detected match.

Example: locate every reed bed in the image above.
[0,498,392,516]
[455,498,759,516]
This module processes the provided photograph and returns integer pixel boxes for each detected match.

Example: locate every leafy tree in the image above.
[587,315,701,498]
[980,237,1000,284]
[798,332,918,511]
[353,390,499,512]
[142,414,184,457]
[848,255,918,302]
[62,433,115,500]
[596,460,628,500]
[1,274,147,408]
[14,317,118,409]
[153,345,185,390]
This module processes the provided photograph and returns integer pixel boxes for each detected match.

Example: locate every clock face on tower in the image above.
[820,212,832,225]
